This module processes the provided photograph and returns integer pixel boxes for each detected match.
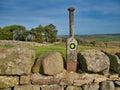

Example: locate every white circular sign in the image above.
[68,39,77,51]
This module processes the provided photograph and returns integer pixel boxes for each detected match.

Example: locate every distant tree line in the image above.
[0,24,58,43]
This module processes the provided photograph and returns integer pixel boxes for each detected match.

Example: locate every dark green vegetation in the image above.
[0,24,57,43]
[1,24,120,43]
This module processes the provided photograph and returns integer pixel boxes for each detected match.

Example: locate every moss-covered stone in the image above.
[78,50,110,74]
[32,55,45,74]
[0,76,19,89]
[0,46,35,75]
[14,85,40,90]
[103,51,120,74]
[32,52,64,75]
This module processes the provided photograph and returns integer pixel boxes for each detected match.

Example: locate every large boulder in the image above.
[0,46,35,75]
[78,50,110,74]
[103,51,120,74]
[32,52,64,75]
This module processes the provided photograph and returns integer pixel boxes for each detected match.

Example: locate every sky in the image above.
[0,0,120,35]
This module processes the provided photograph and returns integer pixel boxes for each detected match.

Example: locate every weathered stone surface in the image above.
[115,87,120,90]
[0,76,19,89]
[53,70,67,79]
[103,51,120,74]
[31,71,82,86]
[31,73,59,85]
[59,71,81,85]
[78,50,110,74]
[108,74,120,81]
[74,79,89,86]
[109,74,119,78]
[66,85,82,90]
[20,75,31,85]
[32,55,45,73]
[41,85,62,90]
[115,81,120,86]
[32,52,64,75]
[0,88,11,90]
[66,72,80,83]
[14,85,40,90]
[60,79,72,86]
[67,61,77,72]
[116,52,120,59]
[42,52,64,75]
[0,46,35,75]
[82,83,99,90]
[74,73,107,86]
[100,81,115,90]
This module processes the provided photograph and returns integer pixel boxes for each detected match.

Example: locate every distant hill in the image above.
[58,33,120,42]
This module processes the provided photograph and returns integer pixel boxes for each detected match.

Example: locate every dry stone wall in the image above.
[0,40,52,46]
[77,39,120,48]
[0,46,120,90]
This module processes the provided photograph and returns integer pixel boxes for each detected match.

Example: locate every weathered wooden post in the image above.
[66,7,78,72]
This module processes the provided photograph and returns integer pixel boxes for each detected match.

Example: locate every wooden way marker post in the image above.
[66,7,78,72]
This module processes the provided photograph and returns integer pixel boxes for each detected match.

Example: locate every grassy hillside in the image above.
[28,43,120,59]
[59,33,120,42]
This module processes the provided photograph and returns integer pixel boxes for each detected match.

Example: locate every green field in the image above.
[61,34,120,42]
[0,43,120,60]
[28,43,66,59]
[28,43,120,59]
